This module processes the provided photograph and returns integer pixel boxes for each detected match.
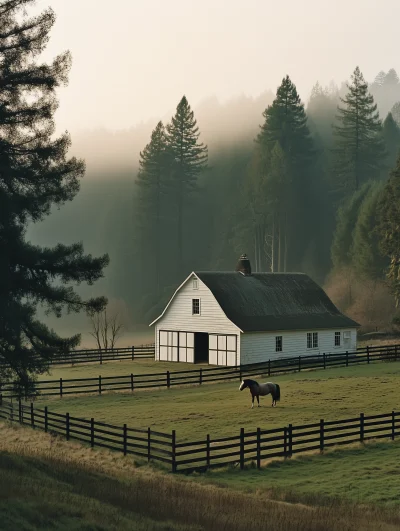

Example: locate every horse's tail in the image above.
[274,384,280,401]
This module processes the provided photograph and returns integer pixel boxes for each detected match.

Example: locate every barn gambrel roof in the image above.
[194,272,360,332]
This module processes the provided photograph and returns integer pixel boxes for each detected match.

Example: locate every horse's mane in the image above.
[244,378,258,386]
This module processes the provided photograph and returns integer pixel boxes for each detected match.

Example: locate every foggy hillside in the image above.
[27,68,400,341]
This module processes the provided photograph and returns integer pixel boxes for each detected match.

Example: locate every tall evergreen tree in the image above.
[331,182,373,269]
[0,0,108,391]
[392,102,400,127]
[382,113,400,170]
[377,154,400,305]
[332,67,386,195]
[135,121,171,296]
[351,182,387,279]
[166,96,208,277]
[256,75,315,271]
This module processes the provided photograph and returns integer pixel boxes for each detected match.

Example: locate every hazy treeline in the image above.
[130,67,400,327]
[28,67,400,331]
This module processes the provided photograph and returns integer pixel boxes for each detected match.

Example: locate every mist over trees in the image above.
[27,63,400,333]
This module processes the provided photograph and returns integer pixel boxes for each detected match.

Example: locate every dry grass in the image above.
[1,422,400,531]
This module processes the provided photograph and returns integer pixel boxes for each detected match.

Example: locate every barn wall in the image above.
[153,274,240,363]
[240,328,358,365]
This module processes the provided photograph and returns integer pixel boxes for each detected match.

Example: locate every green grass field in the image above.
[39,362,400,442]
[39,359,209,380]
[2,423,400,530]
[194,440,400,506]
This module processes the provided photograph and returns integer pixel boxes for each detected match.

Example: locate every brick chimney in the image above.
[235,253,251,276]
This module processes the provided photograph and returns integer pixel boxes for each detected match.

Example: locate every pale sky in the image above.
[35,0,399,133]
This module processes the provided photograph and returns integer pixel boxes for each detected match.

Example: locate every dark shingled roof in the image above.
[194,272,360,332]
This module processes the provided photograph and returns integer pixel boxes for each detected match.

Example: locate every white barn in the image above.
[150,255,360,366]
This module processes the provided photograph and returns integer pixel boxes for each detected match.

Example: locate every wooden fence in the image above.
[2,343,399,400]
[0,345,154,369]
[0,396,398,473]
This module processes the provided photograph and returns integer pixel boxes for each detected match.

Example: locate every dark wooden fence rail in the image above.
[1,343,399,400]
[0,345,155,369]
[0,396,397,473]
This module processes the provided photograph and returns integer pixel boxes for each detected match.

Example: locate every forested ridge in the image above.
[28,66,400,332]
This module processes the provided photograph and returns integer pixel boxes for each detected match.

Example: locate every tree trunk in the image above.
[283,211,288,273]
[177,184,183,278]
[271,217,275,272]
[278,218,281,272]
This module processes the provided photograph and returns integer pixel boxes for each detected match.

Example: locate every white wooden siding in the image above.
[240,328,358,365]
[154,275,240,362]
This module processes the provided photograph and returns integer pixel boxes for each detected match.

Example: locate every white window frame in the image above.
[334,331,341,347]
[307,332,318,349]
[275,335,283,352]
[192,278,198,290]
[192,298,200,315]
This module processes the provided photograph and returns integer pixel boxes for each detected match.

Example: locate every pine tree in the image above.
[257,75,315,271]
[392,102,400,127]
[166,96,208,276]
[332,67,386,194]
[0,1,108,391]
[331,182,373,269]
[382,113,400,170]
[351,182,387,279]
[377,154,400,305]
[135,121,171,296]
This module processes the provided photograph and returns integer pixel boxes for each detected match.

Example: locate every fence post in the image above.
[18,398,22,424]
[66,412,70,441]
[367,346,370,364]
[90,418,94,448]
[123,424,127,456]
[130,373,134,392]
[360,413,364,443]
[319,419,324,453]
[268,359,271,377]
[99,375,102,395]
[131,346,135,360]
[167,371,170,389]
[148,428,151,462]
[346,351,349,367]
[44,406,48,433]
[60,378,63,398]
[392,411,395,441]
[298,356,301,373]
[283,427,287,458]
[240,427,245,470]
[171,430,176,473]
[256,427,261,469]
[206,434,210,469]
[288,424,293,458]
[323,353,326,370]
[31,403,34,428]
[199,368,203,385]
[395,346,398,362]
[100,349,103,365]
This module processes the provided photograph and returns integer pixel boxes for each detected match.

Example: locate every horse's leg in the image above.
[251,393,254,409]
[257,395,260,407]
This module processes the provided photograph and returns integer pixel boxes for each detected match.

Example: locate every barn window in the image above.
[193,278,198,290]
[275,336,283,352]
[307,332,318,349]
[192,298,200,315]
[335,332,341,346]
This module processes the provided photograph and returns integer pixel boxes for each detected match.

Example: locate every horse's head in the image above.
[239,379,249,391]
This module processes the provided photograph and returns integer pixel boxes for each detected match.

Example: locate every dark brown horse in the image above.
[239,379,281,408]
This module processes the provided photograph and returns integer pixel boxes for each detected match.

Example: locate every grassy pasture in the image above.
[38,359,210,380]
[38,362,400,442]
[1,422,400,530]
[194,440,400,506]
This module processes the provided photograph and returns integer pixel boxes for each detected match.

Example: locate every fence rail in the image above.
[2,343,399,400]
[0,396,397,473]
[0,344,155,369]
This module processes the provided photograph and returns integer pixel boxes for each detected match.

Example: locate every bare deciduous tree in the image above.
[89,308,124,351]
